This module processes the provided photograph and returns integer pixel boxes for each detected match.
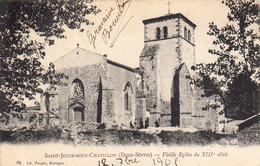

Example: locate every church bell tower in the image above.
[139,13,196,127]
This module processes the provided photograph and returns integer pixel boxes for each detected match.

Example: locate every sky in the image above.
[27,0,259,106]
[41,0,233,68]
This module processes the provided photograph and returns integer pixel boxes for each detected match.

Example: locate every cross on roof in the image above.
[167,1,171,14]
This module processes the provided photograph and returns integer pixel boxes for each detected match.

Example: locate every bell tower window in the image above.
[163,26,168,39]
[156,27,160,39]
[184,27,187,40]
[188,30,191,42]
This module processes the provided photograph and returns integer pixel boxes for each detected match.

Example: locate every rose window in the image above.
[72,80,84,97]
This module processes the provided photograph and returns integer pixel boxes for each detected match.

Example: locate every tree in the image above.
[0,0,100,123]
[192,0,259,120]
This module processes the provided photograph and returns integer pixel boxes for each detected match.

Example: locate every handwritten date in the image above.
[98,156,178,166]
[153,157,178,166]
[98,156,139,166]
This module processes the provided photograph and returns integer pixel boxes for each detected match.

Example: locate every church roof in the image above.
[143,13,196,28]
[107,59,141,74]
[237,113,260,131]
[53,46,140,74]
[53,47,103,64]
[237,113,260,126]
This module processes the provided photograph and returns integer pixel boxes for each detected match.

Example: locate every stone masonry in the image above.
[41,13,224,131]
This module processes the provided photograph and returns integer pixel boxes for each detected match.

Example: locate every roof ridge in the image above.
[107,59,141,74]
[53,47,104,64]
[237,113,260,126]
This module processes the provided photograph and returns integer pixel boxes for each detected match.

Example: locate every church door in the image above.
[74,107,84,122]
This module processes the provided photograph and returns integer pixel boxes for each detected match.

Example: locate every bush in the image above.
[76,129,158,146]
[0,125,68,144]
[157,130,237,146]
[9,129,62,143]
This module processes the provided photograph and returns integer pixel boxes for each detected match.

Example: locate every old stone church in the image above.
[41,13,224,131]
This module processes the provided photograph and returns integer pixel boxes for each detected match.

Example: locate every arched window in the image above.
[184,27,187,39]
[188,30,191,42]
[72,79,84,98]
[163,26,168,39]
[156,27,160,39]
[125,92,130,110]
[123,82,133,111]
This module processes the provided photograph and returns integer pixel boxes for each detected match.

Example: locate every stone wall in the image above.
[53,62,108,125]
[141,14,197,127]
[49,47,111,125]
[192,87,223,131]
[107,60,139,127]
[45,47,142,128]
[139,45,159,114]
[178,64,193,115]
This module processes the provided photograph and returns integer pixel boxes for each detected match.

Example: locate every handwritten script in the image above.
[98,156,139,166]
[98,157,178,166]
[87,0,133,48]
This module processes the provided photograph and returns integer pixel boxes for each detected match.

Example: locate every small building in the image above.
[0,105,46,130]
[25,105,46,128]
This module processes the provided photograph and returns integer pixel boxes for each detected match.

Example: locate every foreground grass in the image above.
[0,128,237,146]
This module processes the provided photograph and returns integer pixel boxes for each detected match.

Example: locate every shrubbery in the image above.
[0,127,237,146]
[77,129,158,146]
[158,130,237,146]
[1,125,69,144]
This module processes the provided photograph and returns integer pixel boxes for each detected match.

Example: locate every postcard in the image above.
[0,0,259,166]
